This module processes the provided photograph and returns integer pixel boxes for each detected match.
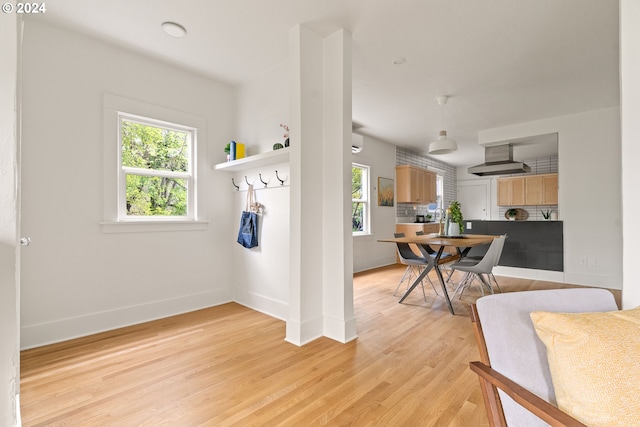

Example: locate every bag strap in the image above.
[246,184,253,211]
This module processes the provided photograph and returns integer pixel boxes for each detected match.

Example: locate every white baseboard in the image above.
[493,266,622,290]
[20,288,233,350]
[323,314,358,343]
[493,266,565,282]
[233,288,288,321]
[285,316,323,346]
[354,256,397,273]
[15,394,20,427]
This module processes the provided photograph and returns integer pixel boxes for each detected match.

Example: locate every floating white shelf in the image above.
[213,147,290,172]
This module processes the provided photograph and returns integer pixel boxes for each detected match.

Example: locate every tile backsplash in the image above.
[498,206,559,221]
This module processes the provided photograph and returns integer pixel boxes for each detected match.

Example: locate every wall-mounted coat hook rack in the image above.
[258,173,268,188]
[275,170,285,186]
[231,178,239,191]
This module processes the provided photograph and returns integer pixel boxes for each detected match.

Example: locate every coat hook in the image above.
[259,173,268,188]
[245,176,250,185]
[231,178,239,191]
[275,170,285,186]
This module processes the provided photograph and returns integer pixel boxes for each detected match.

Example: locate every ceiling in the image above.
[32,0,620,167]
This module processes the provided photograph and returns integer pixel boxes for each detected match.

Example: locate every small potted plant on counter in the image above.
[506,208,518,220]
[541,209,551,220]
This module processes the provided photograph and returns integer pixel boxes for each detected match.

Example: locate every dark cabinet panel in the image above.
[464,221,563,271]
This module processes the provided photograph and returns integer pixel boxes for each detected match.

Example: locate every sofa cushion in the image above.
[530,306,640,427]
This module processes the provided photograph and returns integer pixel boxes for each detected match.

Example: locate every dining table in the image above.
[378,233,498,314]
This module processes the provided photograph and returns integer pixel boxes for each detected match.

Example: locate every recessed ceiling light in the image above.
[392,57,406,65]
[161,22,187,38]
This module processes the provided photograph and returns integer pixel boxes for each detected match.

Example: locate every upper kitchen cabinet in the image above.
[497,176,525,206]
[525,173,558,205]
[396,165,436,204]
[498,173,558,206]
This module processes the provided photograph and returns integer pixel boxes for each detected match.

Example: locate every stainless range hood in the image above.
[467,144,531,176]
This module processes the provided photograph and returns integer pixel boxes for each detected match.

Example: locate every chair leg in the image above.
[489,272,502,293]
[394,266,428,302]
[478,274,493,295]
[452,272,474,299]
[393,266,413,296]
[423,270,440,296]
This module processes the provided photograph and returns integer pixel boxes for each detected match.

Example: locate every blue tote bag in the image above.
[237,184,262,249]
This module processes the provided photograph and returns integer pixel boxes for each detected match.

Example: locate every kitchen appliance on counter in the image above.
[415,215,425,223]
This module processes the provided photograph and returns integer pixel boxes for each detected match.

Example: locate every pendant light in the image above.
[428,96,457,155]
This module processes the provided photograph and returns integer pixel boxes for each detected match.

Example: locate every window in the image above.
[103,94,208,233]
[436,174,444,209]
[352,163,370,234]
[428,174,445,220]
[118,114,196,220]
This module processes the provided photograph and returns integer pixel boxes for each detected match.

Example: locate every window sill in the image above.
[353,232,375,239]
[100,220,210,234]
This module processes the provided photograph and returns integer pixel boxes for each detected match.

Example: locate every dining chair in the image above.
[393,232,433,301]
[463,234,507,292]
[450,235,506,298]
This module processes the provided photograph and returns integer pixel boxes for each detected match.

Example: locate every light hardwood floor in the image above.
[20,266,621,426]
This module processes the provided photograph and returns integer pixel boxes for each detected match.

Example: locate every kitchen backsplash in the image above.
[498,205,559,221]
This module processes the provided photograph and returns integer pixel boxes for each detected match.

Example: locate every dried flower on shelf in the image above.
[280,124,289,139]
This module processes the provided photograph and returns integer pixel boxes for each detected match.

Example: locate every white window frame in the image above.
[102,94,208,233]
[352,163,370,236]
[436,174,444,210]
[117,113,196,221]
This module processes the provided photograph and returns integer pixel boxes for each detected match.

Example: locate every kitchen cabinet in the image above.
[498,173,558,206]
[396,165,436,204]
[541,174,558,205]
[497,177,525,206]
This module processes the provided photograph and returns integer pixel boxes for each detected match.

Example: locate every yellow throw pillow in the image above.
[530,307,640,427]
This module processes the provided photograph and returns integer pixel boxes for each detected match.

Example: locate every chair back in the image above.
[474,288,617,426]
[492,234,507,267]
[466,235,505,274]
[393,233,424,262]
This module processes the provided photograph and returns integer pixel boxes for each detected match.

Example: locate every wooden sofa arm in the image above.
[469,361,586,427]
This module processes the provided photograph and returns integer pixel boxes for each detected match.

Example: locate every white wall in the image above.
[228,163,291,320]
[20,21,237,348]
[477,107,622,289]
[352,135,398,272]
[232,55,291,319]
[621,0,640,309]
[0,13,20,427]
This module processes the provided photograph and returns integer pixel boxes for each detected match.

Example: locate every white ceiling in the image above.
[33,0,620,166]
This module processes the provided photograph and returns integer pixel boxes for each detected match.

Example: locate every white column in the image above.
[286,25,356,345]
[621,0,640,309]
[321,30,356,343]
